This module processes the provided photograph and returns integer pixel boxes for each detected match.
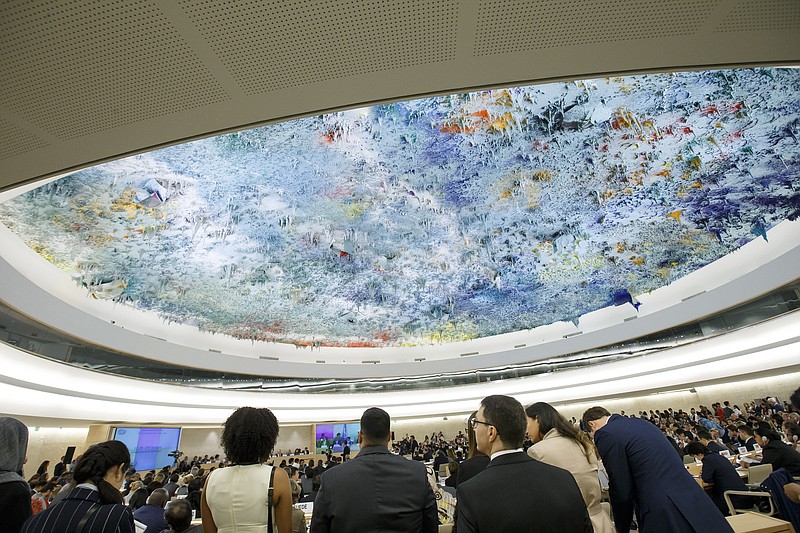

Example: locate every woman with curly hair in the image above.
[22,440,134,533]
[526,402,613,533]
[201,407,292,533]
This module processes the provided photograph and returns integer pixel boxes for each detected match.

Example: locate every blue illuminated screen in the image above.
[113,427,181,471]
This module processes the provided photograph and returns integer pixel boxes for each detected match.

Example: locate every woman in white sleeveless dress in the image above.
[201,407,292,533]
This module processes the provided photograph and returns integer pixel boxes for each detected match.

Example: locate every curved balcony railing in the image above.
[1,279,798,393]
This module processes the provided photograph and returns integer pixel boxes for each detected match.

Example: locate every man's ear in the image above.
[487,425,498,444]
[358,430,364,446]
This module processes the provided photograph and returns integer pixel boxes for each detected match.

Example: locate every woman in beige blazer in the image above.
[526,402,613,533]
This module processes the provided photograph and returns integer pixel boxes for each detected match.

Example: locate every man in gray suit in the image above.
[310,407,437,533]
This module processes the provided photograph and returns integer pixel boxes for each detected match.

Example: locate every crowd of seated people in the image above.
[2,389,800,533]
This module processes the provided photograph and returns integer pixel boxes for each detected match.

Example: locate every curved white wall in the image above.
[2,307,798,424]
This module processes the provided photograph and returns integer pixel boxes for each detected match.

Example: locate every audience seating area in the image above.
[17,394,800,533]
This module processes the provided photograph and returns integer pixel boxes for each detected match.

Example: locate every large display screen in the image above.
[315,423,360,454]
[113,427,181,471]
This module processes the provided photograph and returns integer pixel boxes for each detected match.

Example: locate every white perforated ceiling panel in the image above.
[0,0,229,140]
[0,116,49,160]
[715,0,800,32]
[474,0,721,55]
[178,0,459,94]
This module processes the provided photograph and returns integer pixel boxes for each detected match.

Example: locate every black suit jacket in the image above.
[21,487,134,533]
[761,440,800,476]
[700,452,749,514]
[310,445,437,533]
[456,451,591,533]
[53,462,66,478]
[455,453,489,487]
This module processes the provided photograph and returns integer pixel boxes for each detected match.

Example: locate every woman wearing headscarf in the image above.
[0,417,32,533]
[526,402,614,533]
[22,440,134,533]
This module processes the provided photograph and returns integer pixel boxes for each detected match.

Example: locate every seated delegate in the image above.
[684,441,750,515]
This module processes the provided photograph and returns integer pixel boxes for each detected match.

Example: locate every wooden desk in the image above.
[690,466,749,489]
[726,512,795,533]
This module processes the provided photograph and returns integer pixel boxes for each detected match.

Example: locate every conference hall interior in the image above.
[1,1,799,532]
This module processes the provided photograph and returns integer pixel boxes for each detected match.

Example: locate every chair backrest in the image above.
[760,468,800,532]
[683,454,695,464]
[438,463,448,478]
[301,477,313,495]
[748,464,773,485]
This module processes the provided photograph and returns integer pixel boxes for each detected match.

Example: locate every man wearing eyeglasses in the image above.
[457,395,592,532]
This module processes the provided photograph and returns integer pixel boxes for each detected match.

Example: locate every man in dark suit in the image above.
[583,406,733,533]
[342,442,351,462]
[457,395,591,533]
[739,426,758,451]
[310,407,437,533]
[133,488,169,533]
[696,430,727,453]
[684,441,750,515]
[52,456,67,478]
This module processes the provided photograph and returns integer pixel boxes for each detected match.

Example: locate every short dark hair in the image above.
[480,395,526,448]
[581,406,611,430]
[696,430,712,440]
[221,407,280,464]
[164,499,193,531]
[684,441,709,456]
[754,424,781,441]
[169,473,179,483]
[148,488,169,508]
[360,407,390,442]
[187,478,202,492]
[791,386,800,411]
[738,425,754,436]
[447,461,459,475]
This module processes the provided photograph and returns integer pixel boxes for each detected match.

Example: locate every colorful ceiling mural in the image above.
[1,68,799,348]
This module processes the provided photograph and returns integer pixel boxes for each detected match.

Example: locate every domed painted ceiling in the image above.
[1,68,799,348]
